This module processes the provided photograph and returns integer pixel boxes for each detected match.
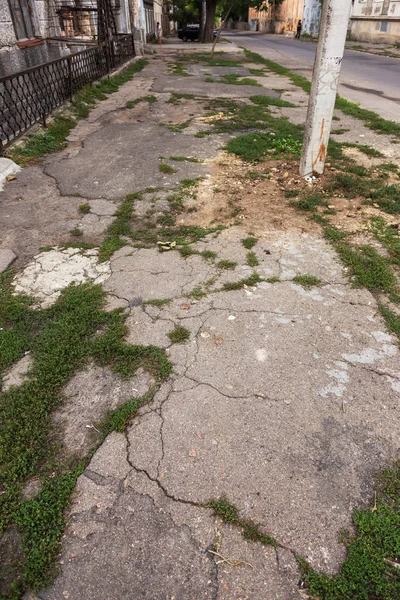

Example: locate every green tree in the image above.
[202,0,284,42]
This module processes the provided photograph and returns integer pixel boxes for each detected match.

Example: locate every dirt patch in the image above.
[180,151,319,234]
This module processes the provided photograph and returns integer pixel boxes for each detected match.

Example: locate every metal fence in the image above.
[0,34,135,151]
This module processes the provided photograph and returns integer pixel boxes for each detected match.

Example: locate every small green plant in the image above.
[242,237,257,249]
[187,286,207,300]
[250,94,295,108]
[159,163,177,175]
[143,298,172,307]
[246,251,259,267]
[78,203,90,214]
[201,250,217,261]
[70,227,83,237]
[292,274,323,288]
[207,495,277,547]
[126,95,157,109]
[167,325,190,343]
[220,73,261,87]
[169,156,203,163]
[222,272,262,291]
[217,260,237,270]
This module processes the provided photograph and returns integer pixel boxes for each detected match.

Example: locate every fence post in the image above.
[67,56,73,102]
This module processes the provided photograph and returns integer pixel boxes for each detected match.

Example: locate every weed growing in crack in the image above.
[126,95,157,109]
[369,217,400,265]
[142,298,172,308]
[69,227,83,237]
[207,495,278,547]
[217,260,237,270]
[0,278,172,595]
[167,92,196,104]
[246,252,259,267]
[250,94,296,108]
[219,73,261,87]
[169,156,204,163]
[299,459,400,599]
[159,163,177,175]
[222,272,262,291]
[201,250,217,261]
[187,286,207,300]
[292,274,322,289]
[379,304,400,338]
[241,237,258,250]
[78,203,90,214]
[167,325,190,344]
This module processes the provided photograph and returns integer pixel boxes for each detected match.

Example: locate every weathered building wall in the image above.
[249,0,303,34]
[302,0,322,36]
[350,0,400,43]
[0,3,17,48]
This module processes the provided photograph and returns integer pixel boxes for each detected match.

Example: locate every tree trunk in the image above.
[201,0,217,43]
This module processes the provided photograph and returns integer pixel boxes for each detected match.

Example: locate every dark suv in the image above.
[178,25,201,41]
[178,25,218,42]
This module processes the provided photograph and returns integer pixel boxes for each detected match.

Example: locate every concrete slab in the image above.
[0,248,17,272]
[54,364,155,455]
[12,248,111,308]
[0,157,21,192]
[44,123,219,201]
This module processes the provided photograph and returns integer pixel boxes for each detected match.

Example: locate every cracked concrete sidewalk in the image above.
[1,44,400,600]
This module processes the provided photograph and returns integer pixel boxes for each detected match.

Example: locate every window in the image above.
[8,0,36,40]
[380,20,388,32]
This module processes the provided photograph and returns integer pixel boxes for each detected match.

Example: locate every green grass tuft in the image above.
[167,325,190,344]
[246,251,259,267]
[250,94,296,108]
[217,260,237,270]
[292,274,323,288]
[222,272,262,291]
[159,163,177,175]
[207,495,278,547]
[242,237,258,249]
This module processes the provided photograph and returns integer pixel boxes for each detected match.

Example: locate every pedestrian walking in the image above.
[156,22,162,45]
[295,20,302,39]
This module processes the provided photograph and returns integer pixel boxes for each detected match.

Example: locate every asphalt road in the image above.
[227,32,400,123]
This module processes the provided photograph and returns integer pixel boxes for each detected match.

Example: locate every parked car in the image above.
[178,25,218,42]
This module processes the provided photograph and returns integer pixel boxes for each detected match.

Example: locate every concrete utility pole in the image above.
[299,0,352,177]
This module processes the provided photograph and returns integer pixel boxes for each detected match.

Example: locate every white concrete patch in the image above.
[256,348,268,362]
[319,383,347,398]
[13,247,111,308]
[371,331,394,344]
[0,157,21,192]
[290,283,325,302]
[343,344,397,365]
[386,376,400,394]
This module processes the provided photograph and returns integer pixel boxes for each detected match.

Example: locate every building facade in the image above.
[349,0,400,44]
[1,0,50,49]
[248,0,303,34]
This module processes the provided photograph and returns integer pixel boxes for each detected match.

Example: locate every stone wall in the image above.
[0,2,17,48]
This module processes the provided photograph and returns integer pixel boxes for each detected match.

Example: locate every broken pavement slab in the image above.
[0,157,21,192]
[3,46,400,600]
[12,247,111,308]
[0,248,17,273]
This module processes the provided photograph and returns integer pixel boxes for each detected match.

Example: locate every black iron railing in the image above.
[0,34,135,151]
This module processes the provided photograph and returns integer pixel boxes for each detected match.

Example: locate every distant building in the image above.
[302,0,321,36]
[349,0,400,44]
[248,0,303,34]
